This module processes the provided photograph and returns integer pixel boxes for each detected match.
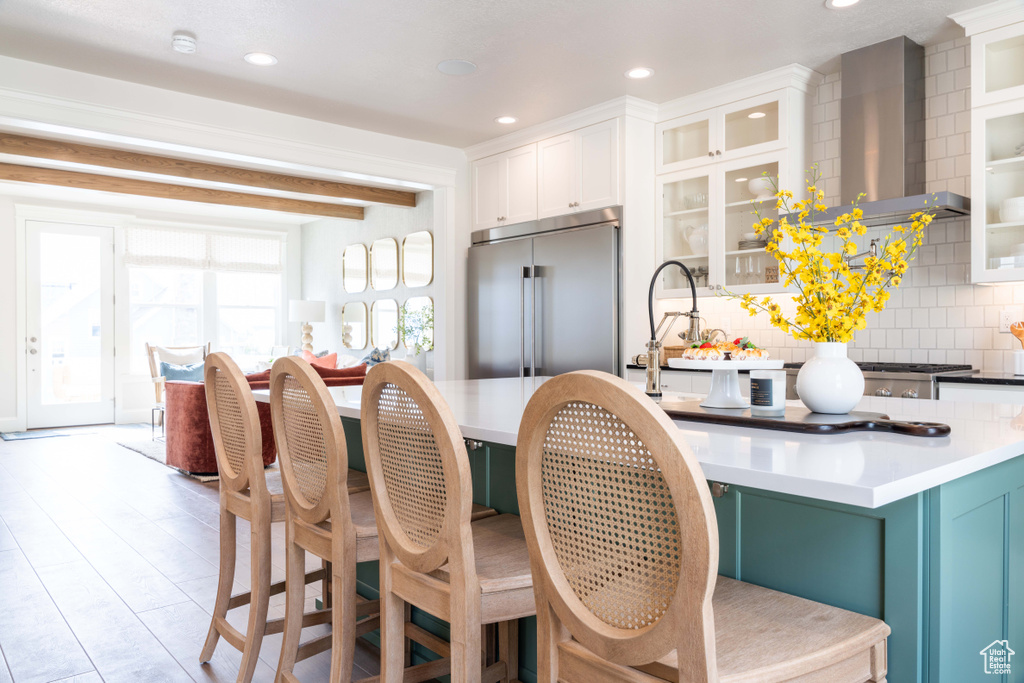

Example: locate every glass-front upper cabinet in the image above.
[658,91,786,174]
[973,106,1024,282]
[657,152,785,297]
[972,25,1024,107]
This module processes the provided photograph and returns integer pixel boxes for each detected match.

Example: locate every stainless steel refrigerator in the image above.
[468,206,621,379]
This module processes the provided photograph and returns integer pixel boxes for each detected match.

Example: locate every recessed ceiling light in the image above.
[495,116,518,125]
[735,177,748,183]
[625,67,655,79]
[244,52,278,66]
[825,0,860,8]
[748,111,767,119]
[172,33,197,54]
[437,59,477,76]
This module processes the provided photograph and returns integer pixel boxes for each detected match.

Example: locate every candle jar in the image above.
[750,369,787,417]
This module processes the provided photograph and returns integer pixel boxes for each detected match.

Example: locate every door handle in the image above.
[531,266,539,378]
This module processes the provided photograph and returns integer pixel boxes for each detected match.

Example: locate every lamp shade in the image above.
[289,299,325,323]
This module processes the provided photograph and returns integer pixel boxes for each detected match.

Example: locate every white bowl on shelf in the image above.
[1001,196,1024,224]
[747,177,774,201]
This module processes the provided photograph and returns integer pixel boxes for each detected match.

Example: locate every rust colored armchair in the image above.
[164,364,368,475]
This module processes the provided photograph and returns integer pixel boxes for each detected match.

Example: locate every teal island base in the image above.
[339,418,1024,683]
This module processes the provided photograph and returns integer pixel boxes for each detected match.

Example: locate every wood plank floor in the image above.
[0,425,381,683]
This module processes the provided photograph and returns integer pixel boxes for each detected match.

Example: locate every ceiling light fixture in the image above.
[748,111,767,119]
[495,116,518,125]
[735,177,748,183]
[171,32,197,54]
[825,0,860,8]
[244,52,278,66]
[625,67,655,79]
[437,59,477,76]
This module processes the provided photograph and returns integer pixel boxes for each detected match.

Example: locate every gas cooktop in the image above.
[784,362,974,375]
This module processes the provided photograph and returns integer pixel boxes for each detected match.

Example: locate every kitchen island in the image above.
[255,377,1024,683]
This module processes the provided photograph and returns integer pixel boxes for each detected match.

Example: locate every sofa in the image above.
[164,364,368,475]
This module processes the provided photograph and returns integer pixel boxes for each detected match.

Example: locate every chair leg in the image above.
[378,581,407,683]
[451,609,483,683]
[274,522,306,683]
[328,555,358,683]
[499,620,518,683]
[237,515,272,683]
[200,503,237,663]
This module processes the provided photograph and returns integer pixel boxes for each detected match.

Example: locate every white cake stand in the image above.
[667,358,785,409]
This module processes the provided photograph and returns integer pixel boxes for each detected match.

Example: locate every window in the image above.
[125,225,286,373]
[215,272,281,367]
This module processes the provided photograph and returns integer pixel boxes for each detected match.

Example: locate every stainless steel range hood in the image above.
[802,36,970,226]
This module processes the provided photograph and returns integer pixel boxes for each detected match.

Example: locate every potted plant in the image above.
[729,170,934,414]
[395,300,434,373]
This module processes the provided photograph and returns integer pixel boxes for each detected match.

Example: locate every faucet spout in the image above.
[644,260,701,398]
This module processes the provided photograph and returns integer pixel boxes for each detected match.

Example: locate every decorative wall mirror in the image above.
[402,231,433,288]
[341,302,368,349]
[343,244,368,293]
[370,238,399,290]
[370,299,399,350]
[402,296,434,352]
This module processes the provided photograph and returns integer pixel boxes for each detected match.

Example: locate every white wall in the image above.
[299,192,439,371]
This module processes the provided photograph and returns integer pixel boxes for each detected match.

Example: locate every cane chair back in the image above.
[204,352,264,494]
[270,356,347,526]
[517,371,720,675]
[361,361,474,575]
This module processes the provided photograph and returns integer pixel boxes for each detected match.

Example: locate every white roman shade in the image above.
[125,225,284,273]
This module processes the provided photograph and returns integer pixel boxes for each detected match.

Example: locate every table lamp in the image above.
[289,300,326,352]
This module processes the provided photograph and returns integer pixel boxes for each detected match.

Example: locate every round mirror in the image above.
[343,244,368,293]
[341,302,368,350]
[371,299,399,350]
[370,238,399,290]
[402,231,433,288]
[401,297,434,353]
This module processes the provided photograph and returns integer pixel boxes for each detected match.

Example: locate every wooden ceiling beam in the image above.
[0,162,365,220]
[0,133,416,207]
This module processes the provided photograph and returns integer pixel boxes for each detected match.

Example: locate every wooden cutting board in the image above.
[659,399,951,437]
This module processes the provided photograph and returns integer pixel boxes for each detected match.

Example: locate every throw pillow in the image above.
[160,361,205,382]
[316,364,368,380]
[302,350,338,368]
[336,353,362,369]
[360,348,391,366]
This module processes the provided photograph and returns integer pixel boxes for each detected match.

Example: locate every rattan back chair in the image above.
[361,361,534,683]
[516,371,890,683]
[199,352,327,683]
[270,356,382,683]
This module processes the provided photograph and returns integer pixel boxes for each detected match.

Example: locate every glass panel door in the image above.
[985,34,1024,96]
[724,100,780,153]
[723,160,780,290]
[982,111,1024,275]
[660,113,714,171]
[26,221,115,428]
[660,172,711,292]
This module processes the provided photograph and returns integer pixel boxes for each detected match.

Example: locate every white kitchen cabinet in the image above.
[657,90,788,175]
[657,150,791,298]
[963,21,1024,284]
[537,119,620,219]
[471,143,538,231]
[937,382,1024,405]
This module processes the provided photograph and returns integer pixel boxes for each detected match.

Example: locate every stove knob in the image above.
[901,389,918,399]
[875,388,892,397]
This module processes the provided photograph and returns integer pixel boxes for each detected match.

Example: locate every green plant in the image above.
[396,301,434,355]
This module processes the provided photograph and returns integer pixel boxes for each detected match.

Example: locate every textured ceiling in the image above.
[0,0,989,148]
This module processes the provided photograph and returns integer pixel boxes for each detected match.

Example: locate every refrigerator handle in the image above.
[531,265,538,379]
[520,266,528,379]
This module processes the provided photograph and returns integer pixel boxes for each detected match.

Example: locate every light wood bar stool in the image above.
[516,370,891,683]
[199,352,350,683]
[361,361,535,683]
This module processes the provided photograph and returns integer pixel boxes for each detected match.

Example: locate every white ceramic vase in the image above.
[796,342,864,414]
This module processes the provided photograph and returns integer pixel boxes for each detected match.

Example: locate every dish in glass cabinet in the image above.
[1000,196,1024,224]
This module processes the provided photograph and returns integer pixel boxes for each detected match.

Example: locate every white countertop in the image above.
[254,377,1024,509]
